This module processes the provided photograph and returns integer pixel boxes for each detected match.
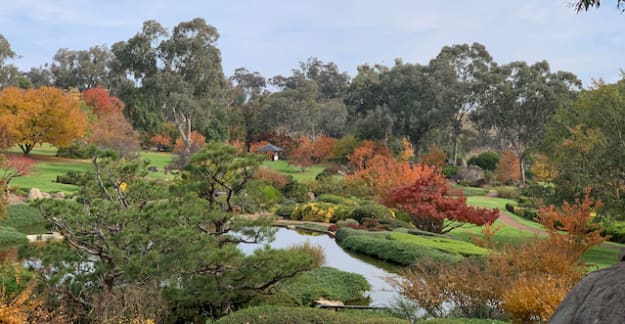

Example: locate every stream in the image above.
[239,227,401,307]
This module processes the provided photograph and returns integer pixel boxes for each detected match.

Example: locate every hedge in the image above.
[215,306,408,324]
[603,221,625,243]
[350,203,395,223]
[505,203,539,222]
[278,267,370,306]
[335,228,464,265]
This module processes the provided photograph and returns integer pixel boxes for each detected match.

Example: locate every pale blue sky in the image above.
[1,0,624,86]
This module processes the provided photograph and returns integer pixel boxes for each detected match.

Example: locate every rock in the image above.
[316,297,344,307]
[41,192,51,199]
[456,165,485,185]
[52,192,65,199]
[550,260,625,323]
[28,188,43,200]
[148,166,158,172]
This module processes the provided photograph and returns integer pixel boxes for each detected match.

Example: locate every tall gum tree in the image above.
[112,18,226,166]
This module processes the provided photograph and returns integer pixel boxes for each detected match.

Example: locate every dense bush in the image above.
[280,177,311,203]
[467,151,499,171]
[278,267,370,306]
[495,186,521,200]
[0,226,28,249]
[316,194,359,207]
[290,202,353,223]
[243,180,283,212]
[56,142,97,159]
[442,165,458,178]
[216,306,408,324]
[275,204,296,218]
[335,228,463,265]
[350,203,395,223]
[56,170,86,185]
[603,221,625,243]
[253,167,289,189]
[505,203,540,222]
[2,204,48,234]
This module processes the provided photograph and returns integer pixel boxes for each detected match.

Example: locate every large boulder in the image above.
[456,165,485,186]
[28,188,43,200]
[550,259,625,323]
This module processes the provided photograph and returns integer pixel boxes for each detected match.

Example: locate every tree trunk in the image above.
[520,153,526,184]
[18,144,33,155]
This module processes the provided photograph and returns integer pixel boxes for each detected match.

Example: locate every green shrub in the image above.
[604,221,625,243]
[56,142,97,159]
[467,151,499,171]
[245,180,283,211]
[216,306,408,324]
[442,165,458,178]
[290,202,353,223]
[335,228,463,265]
[281,177,311,203]
[0,264,34,298]
[278,267,370,306]
[2,204,49,234]
[56,170,87,185]
[505,203,539,222]
[495,186,521,200]
[350,203,395,223]
[316,194,358,207]
[0,227,28,249]
[275,204,296,218]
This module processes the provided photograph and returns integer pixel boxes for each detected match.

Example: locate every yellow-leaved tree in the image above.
[0,86,88,154]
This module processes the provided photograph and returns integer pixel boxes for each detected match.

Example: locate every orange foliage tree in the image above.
[384,171,499,233]
[530,153,558,182]
[311,136,336,163]
[173,131,205,156]
[397,137,415,162]
[150,134,172,152]
[394,189,606,322]
[420,145,447,168]
[496,150,521,183]
[0,87,88,154]
[288,136,314,171]
[83,87,140,158]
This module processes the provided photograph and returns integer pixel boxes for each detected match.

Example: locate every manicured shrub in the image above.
[505,203,540,222]
[275,204,296,218]
[350,203,395,223]
[495,186,521,200]
[56,170,86,185]
[467,151,499,171]
[0,227,28,249]
[2,204,48,234]
[216,306,408,324]
[335,228,464,265]
[278,267,370,306]
[316,194,358,207]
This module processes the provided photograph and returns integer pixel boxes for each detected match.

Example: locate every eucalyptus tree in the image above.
[0,34,19,89]
[429,43,494,165]
[473,61,580,182]
[112,18,227,166]
[50,45,114,90]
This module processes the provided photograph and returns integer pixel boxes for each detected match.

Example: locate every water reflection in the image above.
[239,228,401,306]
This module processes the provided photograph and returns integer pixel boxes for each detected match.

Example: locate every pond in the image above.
[239,227,401,307]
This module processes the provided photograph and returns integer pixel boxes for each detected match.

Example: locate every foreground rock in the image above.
[28,188,43,200]
[550,259,625,323]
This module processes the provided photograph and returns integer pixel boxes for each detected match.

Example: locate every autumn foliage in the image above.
[0,87,88,154]
[83,87,125,116]
[288,136,314,170]
[173,131,206,156]
[395,189,606,322]
[384,171,499,233]
[1,154,34,220]
[420,145,447,168]
[495,150,521,183]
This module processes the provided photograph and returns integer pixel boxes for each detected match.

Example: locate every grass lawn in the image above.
[9,154,91,194]
[262,160,324,181]
[2,205,49,235]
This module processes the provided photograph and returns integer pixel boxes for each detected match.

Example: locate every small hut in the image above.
[254,144,283,161]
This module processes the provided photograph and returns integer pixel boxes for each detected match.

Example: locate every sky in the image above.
[1,0,624,87]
